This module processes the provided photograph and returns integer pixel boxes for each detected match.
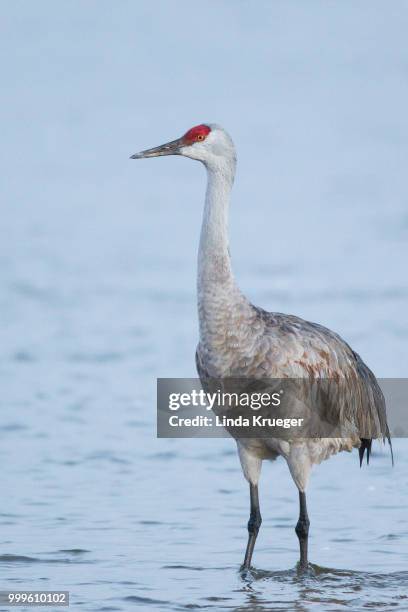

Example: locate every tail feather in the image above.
[388,434,394,467]
[359,436,394,467]
[359,438,372,467]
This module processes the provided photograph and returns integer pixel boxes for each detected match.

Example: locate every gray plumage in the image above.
[132,122,393,570]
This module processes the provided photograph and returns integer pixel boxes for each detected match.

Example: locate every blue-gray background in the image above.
[0,2,407,611]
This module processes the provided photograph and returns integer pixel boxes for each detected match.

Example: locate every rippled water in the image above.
[1,1,408,611]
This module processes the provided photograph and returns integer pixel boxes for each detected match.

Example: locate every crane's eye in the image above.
[196,134,205,141]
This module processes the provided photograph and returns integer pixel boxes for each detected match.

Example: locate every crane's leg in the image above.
[295,490,310,570]
[242,483,262,569]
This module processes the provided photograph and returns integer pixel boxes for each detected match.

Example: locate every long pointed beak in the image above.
[130,137,183,159]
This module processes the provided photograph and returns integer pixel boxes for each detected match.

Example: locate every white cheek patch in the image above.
[180,144,194,155]
[180,143,208,161]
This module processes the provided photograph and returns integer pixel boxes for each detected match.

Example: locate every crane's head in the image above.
[130,124,236,169]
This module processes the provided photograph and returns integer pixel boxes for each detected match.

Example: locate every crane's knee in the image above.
[248,511,262,535]
[295,516,310,540]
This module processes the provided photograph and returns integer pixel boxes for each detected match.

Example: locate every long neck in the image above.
[198,164,234,285]
[197,160,250,343]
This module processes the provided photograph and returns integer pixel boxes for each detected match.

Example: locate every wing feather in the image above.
[196,308,392,459]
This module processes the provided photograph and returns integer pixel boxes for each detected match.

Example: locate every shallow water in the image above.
[0,434,406,611]
[1,1,408,610]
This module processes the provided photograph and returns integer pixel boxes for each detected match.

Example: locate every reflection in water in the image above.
[235,565,408,611]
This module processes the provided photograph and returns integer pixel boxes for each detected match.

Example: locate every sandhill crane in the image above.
[131,124,392,570]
